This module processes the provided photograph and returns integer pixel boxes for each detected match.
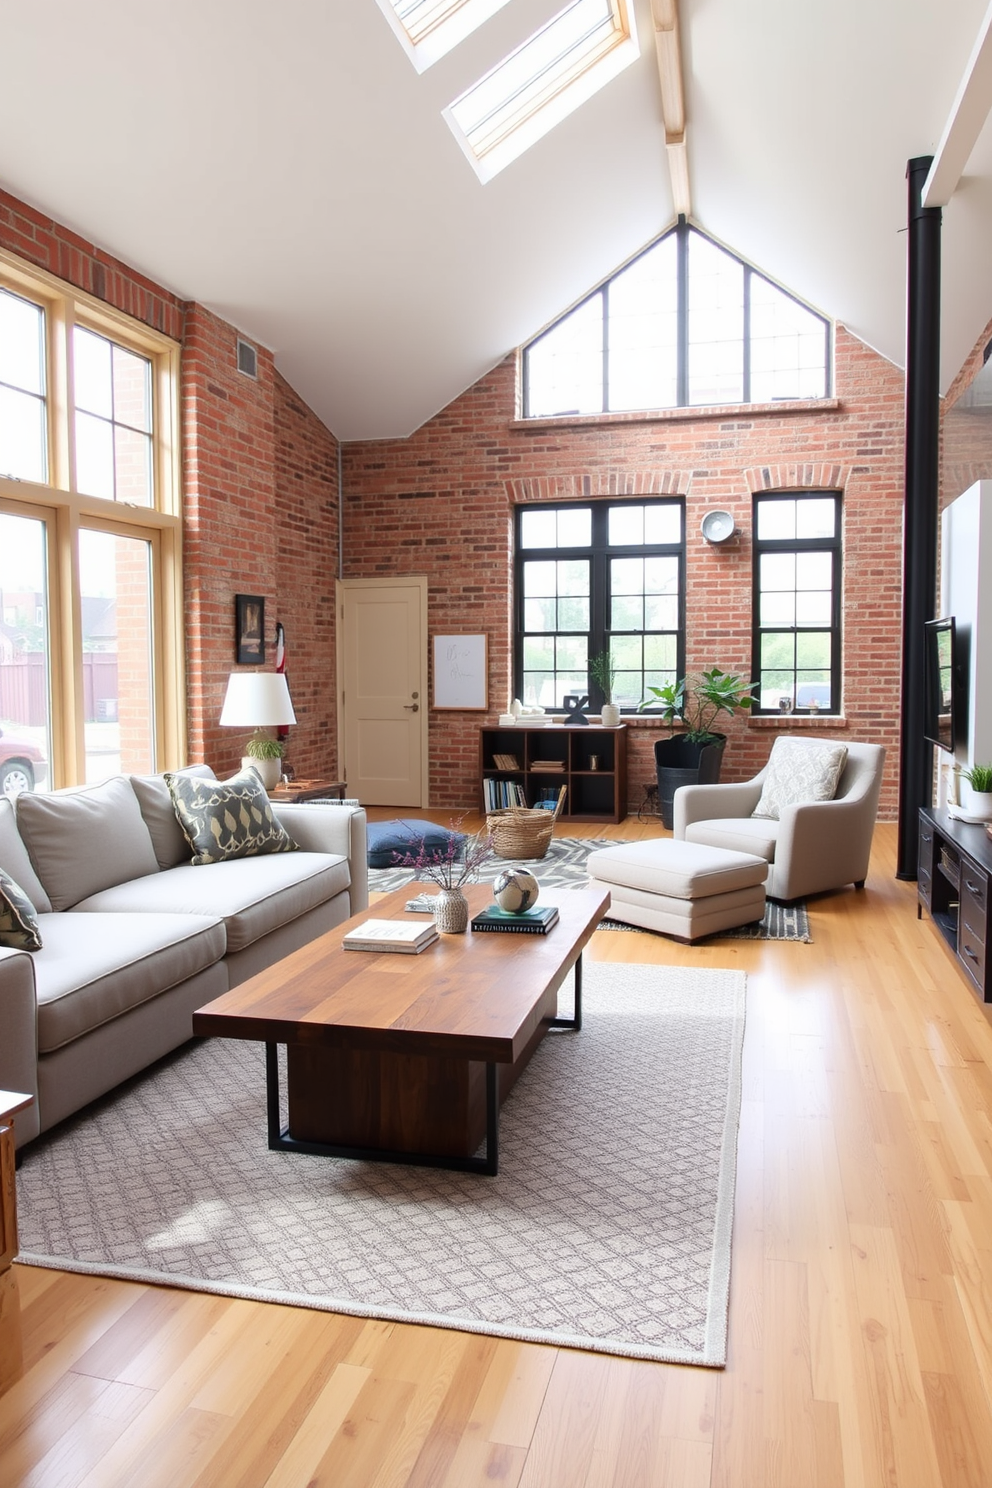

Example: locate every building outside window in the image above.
[514,499,684,713]
[0,254,183,794]
[752,492,841,714]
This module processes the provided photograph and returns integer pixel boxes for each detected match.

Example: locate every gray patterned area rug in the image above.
[18,962,746,1367]
[371,837,811,942]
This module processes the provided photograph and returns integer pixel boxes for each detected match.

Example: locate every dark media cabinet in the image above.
[918,806,991,1001]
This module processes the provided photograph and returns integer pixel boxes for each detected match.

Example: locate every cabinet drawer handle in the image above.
[921,831,932,844]
[963,943,980,961]
[965,880,984,896]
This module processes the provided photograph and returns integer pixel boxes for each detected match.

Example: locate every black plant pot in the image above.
[654,733,727,830]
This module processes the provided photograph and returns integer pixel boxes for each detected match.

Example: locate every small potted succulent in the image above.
[638,668,758,828]
[242,733,286,791]
[589,652,620,727]
[960,762,992,821]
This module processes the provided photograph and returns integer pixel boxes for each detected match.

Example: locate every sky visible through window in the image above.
[525,224,830,418]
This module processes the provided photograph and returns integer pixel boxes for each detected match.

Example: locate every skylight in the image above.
[444,0,638,182]
[376,0,512,72]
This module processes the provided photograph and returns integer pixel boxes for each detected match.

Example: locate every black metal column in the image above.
[897,157,942,880]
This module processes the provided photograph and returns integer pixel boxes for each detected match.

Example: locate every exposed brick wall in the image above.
[343,327,906,819]
[0,188,340,783]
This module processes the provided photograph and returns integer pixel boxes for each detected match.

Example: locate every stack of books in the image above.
[343,919,439,954]
[470,904,560,935]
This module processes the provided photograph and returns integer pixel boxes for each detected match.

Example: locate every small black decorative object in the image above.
[562,694,590,726]
[235,594,265,664]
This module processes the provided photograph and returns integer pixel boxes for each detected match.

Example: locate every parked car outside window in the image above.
[0,727,48,795]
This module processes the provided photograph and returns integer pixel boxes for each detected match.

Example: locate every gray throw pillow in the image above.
[0,867,43,950]
[166,767,299,866]
[752,738,849,820]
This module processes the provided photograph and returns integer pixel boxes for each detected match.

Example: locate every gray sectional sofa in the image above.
[0,768,367,1147]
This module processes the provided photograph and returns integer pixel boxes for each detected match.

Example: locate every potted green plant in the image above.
[960,762,992,821]
[243,733,286,791]
[589,652,620,727]
[639,668,757,828]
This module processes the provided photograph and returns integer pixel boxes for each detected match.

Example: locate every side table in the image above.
[270,779,348,804]
[1,1090,32,1394]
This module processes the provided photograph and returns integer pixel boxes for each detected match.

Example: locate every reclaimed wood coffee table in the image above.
[193,882,610,1176]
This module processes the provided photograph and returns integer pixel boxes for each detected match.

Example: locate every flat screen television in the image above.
[924,616,957,752]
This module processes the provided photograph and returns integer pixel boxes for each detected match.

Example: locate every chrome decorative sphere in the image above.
[492,866,540,913]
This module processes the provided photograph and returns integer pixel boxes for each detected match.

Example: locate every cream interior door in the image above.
[338,577,428,807]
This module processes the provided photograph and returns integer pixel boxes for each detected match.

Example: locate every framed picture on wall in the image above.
[236,594,265,664]
[433,634,488,710]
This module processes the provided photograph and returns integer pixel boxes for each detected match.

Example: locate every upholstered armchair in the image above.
[673,738,886,902]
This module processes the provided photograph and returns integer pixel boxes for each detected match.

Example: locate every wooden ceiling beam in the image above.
[923,0,992,207]
[652,0,690,215]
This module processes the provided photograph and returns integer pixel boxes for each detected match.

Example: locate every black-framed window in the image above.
[514,499,685,713]
[522,219,831,419]
[752,493,841,714]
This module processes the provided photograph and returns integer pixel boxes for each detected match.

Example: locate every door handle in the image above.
[404,703,419,711]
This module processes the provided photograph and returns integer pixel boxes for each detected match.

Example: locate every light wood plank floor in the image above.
[4,817,992,1487]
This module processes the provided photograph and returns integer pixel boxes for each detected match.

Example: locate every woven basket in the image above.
[486,795,564,860]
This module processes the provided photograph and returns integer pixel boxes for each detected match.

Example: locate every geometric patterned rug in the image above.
[370,836,811,941]
[17,962,746,1367]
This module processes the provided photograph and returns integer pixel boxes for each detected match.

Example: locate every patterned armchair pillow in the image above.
[0,867,44,950]
[752,739,849,821]
[166,767,299,866]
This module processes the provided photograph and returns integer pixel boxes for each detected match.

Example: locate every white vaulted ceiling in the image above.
[1,0,991,440]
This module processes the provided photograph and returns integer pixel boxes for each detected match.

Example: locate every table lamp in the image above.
[219,672,296,788]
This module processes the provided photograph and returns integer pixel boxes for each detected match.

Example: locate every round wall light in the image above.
[700,509,736,544]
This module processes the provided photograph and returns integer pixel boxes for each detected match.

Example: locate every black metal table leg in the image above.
[550,951,583,1032]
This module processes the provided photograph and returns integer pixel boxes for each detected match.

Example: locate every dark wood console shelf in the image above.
[918,806,992,1001]
[480,725,627,824]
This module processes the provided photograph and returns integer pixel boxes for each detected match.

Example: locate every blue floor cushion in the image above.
[366,818,466,869]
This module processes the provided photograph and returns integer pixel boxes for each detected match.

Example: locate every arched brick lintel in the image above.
[744,463,850,493]
[505,471,688,503]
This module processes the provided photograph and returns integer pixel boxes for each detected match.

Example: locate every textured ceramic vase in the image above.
[600,703,621,728]
[242,755,281,790]
[435,887,469,934]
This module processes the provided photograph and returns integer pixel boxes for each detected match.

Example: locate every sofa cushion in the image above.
[367,818,465,869]
[72,851,349,954]
[753,738,848,820]
[0,868,43,950]
[684,816,781,862]
[16,776,160,911]
[32,910,226,1053]
[166,768,298,866]
[0,797,52,914]
[131,765,217,870]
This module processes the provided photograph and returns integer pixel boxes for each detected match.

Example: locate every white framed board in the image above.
[433,633,488,710]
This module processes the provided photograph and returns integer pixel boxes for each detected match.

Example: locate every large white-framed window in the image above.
[0,249,184,793]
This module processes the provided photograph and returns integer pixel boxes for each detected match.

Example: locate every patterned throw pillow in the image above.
[752,739,849,821]
[0,866,44,950]
[165,768,299,866]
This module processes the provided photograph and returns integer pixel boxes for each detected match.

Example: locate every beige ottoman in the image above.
[586,839,768,942]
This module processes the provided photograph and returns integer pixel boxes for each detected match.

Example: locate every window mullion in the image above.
[743,265,751,404]
[676,217,689,408]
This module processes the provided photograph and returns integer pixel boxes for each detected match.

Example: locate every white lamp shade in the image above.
[219,672,296,728]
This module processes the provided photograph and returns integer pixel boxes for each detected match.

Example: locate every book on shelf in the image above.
[529,759,565,771]
[343,919,440,954]
[491,752,520,770]
[470,903,560,935]
[483,776,528,811]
